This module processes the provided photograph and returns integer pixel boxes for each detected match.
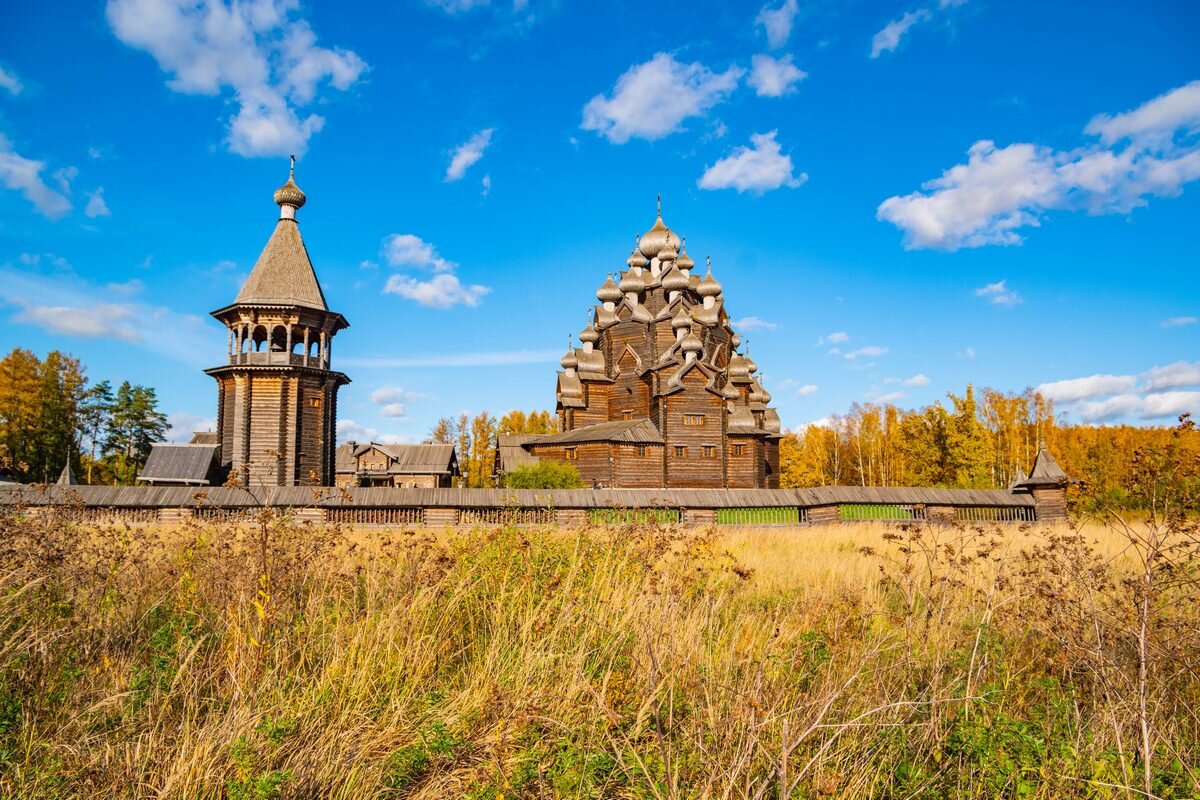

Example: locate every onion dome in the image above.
[662,265,689,293]
[597,275,622,303]
[730,333,742,349]
[749,385,767,403]
[746,355,759,374]
[273,157,306,209]
[681,333,703,355]
[639,196,681,258]
[761,388,773,403]
[627,240,649,269]
[722,383,740,399]
[677,239,695,271]
[579,323,600,344]
[697,265,722,298]
[728,352,751,381]
[618,269,644,293]
[671,308,692,330]
[561,348,579,370]
[657,240,677,265]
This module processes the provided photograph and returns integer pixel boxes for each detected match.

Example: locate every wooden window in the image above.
[310,397,322,408]
[702,445,715,458]
[674,446,687,458]
[622,410,634,421]
[683,414,705,426]
[732,444,745,456]
[565,447,578,460]
[637,445,648,457]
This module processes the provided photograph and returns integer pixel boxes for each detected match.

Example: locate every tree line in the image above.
[0,348,169,485]
[429,409,557,487]
[779,384,1199,509]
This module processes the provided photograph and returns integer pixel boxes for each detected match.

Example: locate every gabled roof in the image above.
[531,418,664,446]
[339,443,458,475]
[234,219,328,310]
[138,444,221,486]
[497,434,545,474]
[189,431,219,445]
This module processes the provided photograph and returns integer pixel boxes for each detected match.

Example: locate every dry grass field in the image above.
[1,509,1198,799]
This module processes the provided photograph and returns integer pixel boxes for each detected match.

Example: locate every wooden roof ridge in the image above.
[534,418,664,445]
[234,218,328,311]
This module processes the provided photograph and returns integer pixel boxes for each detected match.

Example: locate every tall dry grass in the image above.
[0,509,1198,799]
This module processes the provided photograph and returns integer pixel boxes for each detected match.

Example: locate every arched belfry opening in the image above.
[205,158,350,487]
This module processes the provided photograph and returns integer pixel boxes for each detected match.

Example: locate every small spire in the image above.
[289,153,296,179]
[706,255,712,272]
[656,193,662,217]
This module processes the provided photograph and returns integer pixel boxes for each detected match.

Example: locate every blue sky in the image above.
[0,0,1197,443]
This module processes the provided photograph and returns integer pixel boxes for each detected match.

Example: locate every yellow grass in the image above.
[0,512,1196,799]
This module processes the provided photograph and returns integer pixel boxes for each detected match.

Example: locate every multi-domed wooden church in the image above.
[512,201,783,488]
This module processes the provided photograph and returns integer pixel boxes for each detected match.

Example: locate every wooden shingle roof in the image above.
[137,444,220,485]
[497,434,545,473]
[532,418,664,446]
[234,220,328,310]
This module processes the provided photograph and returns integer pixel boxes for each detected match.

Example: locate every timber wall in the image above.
[0,484,1065,526]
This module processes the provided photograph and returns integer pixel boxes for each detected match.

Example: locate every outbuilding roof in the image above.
[138,444,221,486]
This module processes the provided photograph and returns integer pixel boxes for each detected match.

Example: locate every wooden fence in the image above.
[0,483,1062,527]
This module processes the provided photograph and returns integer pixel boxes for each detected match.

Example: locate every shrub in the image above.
[502,460,584,489]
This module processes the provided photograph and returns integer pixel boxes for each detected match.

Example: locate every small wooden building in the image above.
[334,442,459,488]
[137,443,224,486]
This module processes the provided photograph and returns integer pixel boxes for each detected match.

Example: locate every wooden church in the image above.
[204,161,349,487]
[516,202,783,488]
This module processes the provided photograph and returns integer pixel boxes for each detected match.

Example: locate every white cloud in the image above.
[757,0,799,49]
[748,54,807,98]
[1161,316,1197,328]
[1085,81,1200,145]
[481,174,491,197]
[0,66,23,96]
[1037,374,1138,403]
[378,403,409,419]
[795,383,819,397]
[12,303,142,342]
[819,331,849,345]
[379,233,490,309]
[382,234,456,273]
[870,10,931,58]
[0,135,72,219]
[878,81,1200,250]
[974,279,1022,306]
[1141,391,1200,420]
[845,345,888,360]
[0,258,208,365]
[886,373,930,387]
[698,131,807,194]
[959,346,976,359]
[445,128,495,182]
[166,411,217,442]
[384,273,490,309]
[1075,393,1144,423]
[342,349,561,368]
[874,390,907,404]
[582,53,743,144]
[1143,361,1200,390]
[733,316,778,332]
[84,188,111,218]
[370,385,427,404]
[106,0,366,157]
